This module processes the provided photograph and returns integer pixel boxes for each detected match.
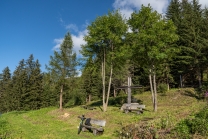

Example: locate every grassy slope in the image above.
[0,88,207,139]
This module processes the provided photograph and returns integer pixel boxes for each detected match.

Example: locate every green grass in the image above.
[0,88,207,139]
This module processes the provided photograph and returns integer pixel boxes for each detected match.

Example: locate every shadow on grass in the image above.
[180,88,204,100]
[8,111,28,115]
[88,96,144,107]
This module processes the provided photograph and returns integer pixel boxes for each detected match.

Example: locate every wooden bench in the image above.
[121,103,145,114]
[78,115,106,135]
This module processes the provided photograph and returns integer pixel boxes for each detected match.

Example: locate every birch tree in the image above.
[128,5,178,111]
[81,11,127,112]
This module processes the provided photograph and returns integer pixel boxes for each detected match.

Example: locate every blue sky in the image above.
[0,0,207,74]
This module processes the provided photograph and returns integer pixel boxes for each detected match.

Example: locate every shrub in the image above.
[174,119,191,139]
[157,83,168,94]
[174,106,208,138]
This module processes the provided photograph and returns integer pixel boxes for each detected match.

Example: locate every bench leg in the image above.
[93,129,97,135]
[78,124,82,134]
[82,127,88,132]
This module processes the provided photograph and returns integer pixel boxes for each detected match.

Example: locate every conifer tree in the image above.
[0,67,12,112]
[11,59,27,111]
[28,59,43,109]
[47,32,77,109]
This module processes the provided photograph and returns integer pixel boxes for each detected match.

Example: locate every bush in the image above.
[109,95,127,106]
[118,122,157,139]
[157,83,168,94]
[174,119,191,139]
[174,106,208,138]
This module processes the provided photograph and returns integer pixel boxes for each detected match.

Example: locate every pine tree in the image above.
[47,32,77,109]
[166,0,206,87]
[11,59,26,110]
[0,67,12,112]
[28,59,43,109]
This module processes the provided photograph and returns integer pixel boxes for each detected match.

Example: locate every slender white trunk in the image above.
[102,49,106,111]
[149,69,154,109]
[104,62,113,112]
[153,71,157,112]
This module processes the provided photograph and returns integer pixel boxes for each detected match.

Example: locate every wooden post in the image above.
[127,76,131,104]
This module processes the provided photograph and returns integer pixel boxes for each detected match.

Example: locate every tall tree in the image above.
[167,0,207,87]
[0,67,12,112]
[80,57,102,102]
[128,5,178,111]
[47,32,77,109]
[28,59,43,109]
[81,10,127,112]
[11,59,27,111]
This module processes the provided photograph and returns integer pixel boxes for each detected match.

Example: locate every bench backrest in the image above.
[121,103,145,110]
[90,119,106,127]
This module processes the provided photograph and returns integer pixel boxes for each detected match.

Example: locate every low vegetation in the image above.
[0,88,207,139]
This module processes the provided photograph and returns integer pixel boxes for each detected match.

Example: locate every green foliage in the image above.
[82,10,128,111]
[174,119,191,139]
[47,32,77,109]
[174,106,208,137]
[109,95,127,106]
[157,83,168,94]
[167,0,208,88]
[0,116,10,139]
[119,122,158,139]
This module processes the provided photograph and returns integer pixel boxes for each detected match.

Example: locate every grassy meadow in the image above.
[0,88,207,139]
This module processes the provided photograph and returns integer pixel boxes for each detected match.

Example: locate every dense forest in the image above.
[1,0,208,113]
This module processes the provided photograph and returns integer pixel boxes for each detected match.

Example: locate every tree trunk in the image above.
[104,62,113,112]
[166,66,170,90]
[180,75,183,88]
[149,69,154,110]
[113,89,116,97]
[198,69,202,88]
[153,71,157,112]
[59,84,63,110]
[89,94,91,102]
[102,49,106,112]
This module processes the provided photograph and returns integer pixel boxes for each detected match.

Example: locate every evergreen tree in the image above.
[166,0,206,87]
[80,57,102,102]
[47,32,77,109]
[28,59,43,109]
[41,72,58,107]
[0,67,12,112]
[11,59,27,111]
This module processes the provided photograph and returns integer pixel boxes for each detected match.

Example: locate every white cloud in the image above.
[52,27,87,57]
[71,29,87,56]
[195,0,208,8]
[53,38,64,50]
[113,0,169,19]
[65,24,78,32]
